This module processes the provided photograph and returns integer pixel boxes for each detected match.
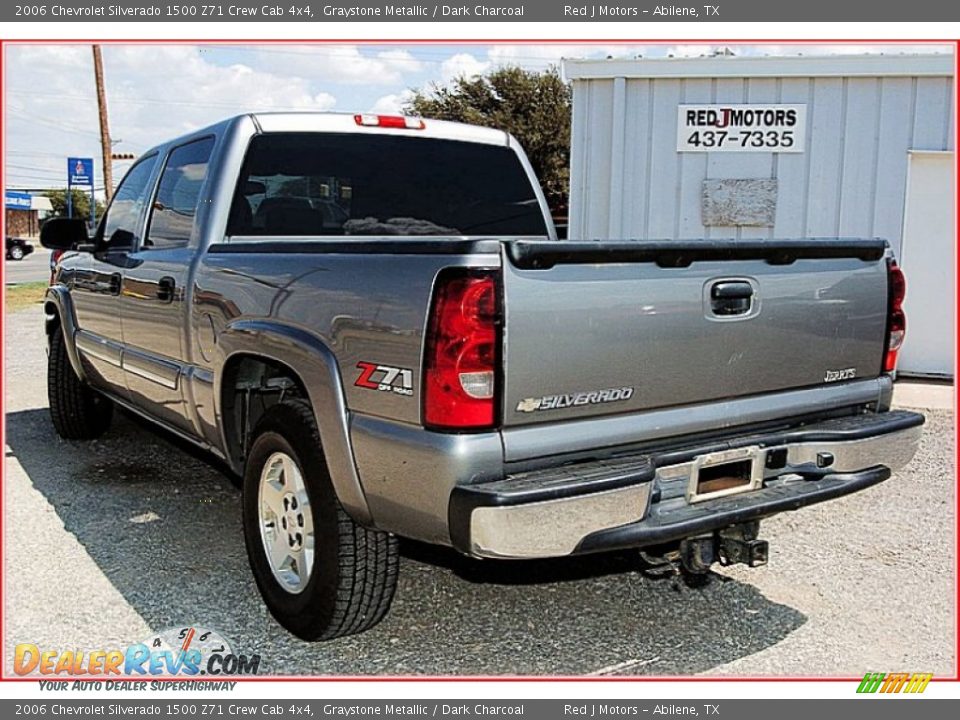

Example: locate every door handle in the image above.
[108,273,122,296]
[157,276,176,303]
[710,281,754,316]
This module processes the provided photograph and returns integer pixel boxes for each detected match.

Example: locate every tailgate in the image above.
[500,239,889,426]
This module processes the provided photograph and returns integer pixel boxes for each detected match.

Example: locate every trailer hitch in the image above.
[717,522,769,568]
[677,521,769,574]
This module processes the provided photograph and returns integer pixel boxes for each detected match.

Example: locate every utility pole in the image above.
[92,45,113,202]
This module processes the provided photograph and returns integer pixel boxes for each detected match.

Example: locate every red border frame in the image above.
[0,37,957,685]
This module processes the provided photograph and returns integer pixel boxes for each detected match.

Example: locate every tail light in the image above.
[354,114,425,130]
[883,260,906,373]
[423,270,500,430]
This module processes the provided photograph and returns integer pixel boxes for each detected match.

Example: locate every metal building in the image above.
[563,53,956,377]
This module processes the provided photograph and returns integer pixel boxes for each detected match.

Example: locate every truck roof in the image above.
[142,111,513,158]
[252,112,512,146]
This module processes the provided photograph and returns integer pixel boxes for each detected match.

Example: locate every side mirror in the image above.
[39,217,91,251]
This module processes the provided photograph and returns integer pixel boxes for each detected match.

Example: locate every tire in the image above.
[47,325,113,440]
[242,399,399,640]
[10,246,23,261]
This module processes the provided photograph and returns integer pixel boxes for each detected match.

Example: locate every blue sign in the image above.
[5,191,33,210]
[68,157,94,186]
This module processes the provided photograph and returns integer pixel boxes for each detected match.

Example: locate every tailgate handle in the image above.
[710,281,754,316]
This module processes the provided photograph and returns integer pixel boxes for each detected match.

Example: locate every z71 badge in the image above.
[516,386,634,413]
[355,362,414,397]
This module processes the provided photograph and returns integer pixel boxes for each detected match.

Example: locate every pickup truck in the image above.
[41,112,924,641]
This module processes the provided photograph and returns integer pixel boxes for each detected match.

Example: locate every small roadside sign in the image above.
[68,157,94,186]
[5,190,33,210]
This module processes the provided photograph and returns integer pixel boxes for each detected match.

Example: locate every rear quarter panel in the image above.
[192,246,501,426]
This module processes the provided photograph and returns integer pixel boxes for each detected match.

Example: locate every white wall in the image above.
[569,68,955,261]
[898,151,956,377]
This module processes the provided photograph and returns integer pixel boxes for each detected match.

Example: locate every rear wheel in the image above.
[242,399,398,640]
[10,246,24,261]
[47,325,113,440]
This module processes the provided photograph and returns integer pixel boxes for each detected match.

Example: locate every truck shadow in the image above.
[5,407,806,676]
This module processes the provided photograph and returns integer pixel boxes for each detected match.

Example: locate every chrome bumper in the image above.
[451,410,924,560]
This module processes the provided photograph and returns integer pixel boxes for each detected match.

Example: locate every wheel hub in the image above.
[282,492,304,549]
[258,451,315,594]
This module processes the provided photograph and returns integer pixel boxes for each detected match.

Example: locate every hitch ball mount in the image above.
[679,521,769,574]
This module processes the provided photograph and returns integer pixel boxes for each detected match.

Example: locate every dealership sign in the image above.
[677,104,807,153]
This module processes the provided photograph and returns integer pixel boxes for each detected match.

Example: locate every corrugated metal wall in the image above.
[569,73,955,259]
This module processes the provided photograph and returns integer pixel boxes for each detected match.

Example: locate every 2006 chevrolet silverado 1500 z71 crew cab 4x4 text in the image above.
[41,112,924,640]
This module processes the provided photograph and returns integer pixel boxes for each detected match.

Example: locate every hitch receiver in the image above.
[717,522,769,568]
[679,535,716,574]
[678,522,769,573]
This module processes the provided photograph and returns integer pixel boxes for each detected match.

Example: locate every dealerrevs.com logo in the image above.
[856,672,933,694]
[14,626,261,677]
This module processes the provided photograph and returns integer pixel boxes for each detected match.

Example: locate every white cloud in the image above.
[754,44,952,57]
[488,43,953,65]
[375,49,424,75]
[487,44,639,67]
[369,90,416,115]
[440,53,491,83]
[247,45,425,86]
[660,45,717,58]
[311,92,338,110]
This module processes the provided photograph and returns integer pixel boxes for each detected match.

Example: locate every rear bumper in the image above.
[449,410,924,559]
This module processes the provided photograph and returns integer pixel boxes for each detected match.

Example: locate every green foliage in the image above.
[43,189,106,221]
[406,66,571,217]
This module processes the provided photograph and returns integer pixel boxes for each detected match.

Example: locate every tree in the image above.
[406,66,571,219]
[43,188,106,222]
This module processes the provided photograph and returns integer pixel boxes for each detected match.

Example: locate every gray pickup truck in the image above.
[41,112,923,641]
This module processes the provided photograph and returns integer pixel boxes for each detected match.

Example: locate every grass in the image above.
[5,282,48,312]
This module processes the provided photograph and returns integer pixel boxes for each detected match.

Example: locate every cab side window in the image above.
[145,137,214,250]
[98,154,157,251]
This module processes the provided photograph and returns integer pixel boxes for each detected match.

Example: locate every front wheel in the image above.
[242,399,398,640]
[10,246,24,261]
[47,325,113,439]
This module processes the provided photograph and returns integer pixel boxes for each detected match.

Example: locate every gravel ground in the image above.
[3,306,955,677]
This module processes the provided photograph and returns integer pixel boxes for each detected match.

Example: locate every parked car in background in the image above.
[6,236,35,261]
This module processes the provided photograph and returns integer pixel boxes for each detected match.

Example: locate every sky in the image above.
[3,42,952,192]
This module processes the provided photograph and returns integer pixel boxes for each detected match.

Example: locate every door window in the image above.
[97,154,157,251]
[145,137,215,250]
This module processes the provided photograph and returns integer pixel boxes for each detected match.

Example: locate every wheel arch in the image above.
[43,286,87,382]
[215,320,373,526]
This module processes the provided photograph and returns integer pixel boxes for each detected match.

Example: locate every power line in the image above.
[6,185,107,192]
[6,90,333,113]
[6,149,77,157]
[6,110,102,137]
[6,162,67,172]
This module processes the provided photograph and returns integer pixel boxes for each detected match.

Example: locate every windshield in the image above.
[227,132,548,238]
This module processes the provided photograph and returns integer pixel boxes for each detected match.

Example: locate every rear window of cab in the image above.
[227,132,548,238]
